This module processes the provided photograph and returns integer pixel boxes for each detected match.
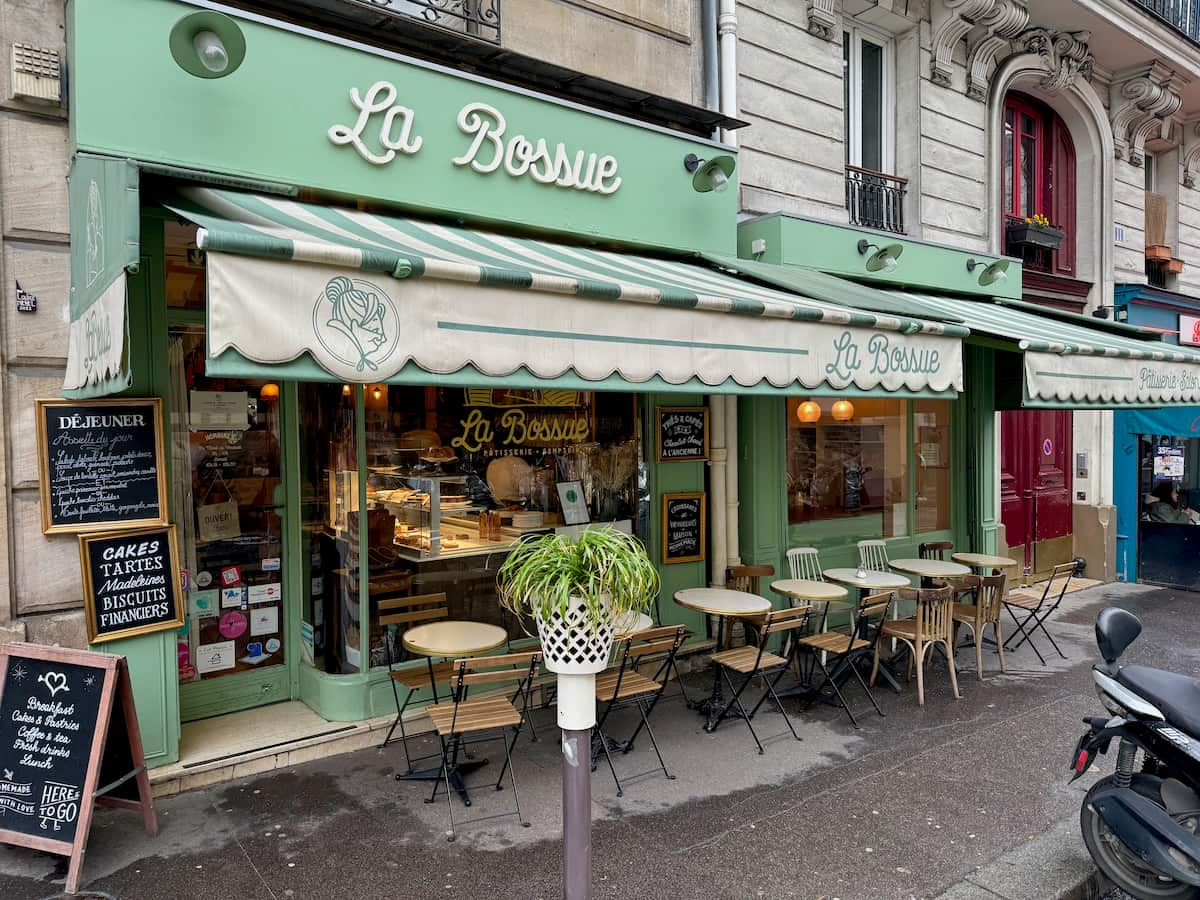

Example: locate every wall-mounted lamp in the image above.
[683,153,736,193]
[796,400,821,423]
[856,240,903,273]
[169,11,246,78]
[966,257,1010,287]
[831,399,855,421]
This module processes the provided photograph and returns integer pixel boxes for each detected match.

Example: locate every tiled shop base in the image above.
[149,701,414,798]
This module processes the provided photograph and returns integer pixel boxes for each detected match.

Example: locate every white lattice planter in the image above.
[536,594,614,729]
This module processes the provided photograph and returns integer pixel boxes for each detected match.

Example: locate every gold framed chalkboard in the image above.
[661,491,707,565]
[78,525,185,644]
[35,398,168,534]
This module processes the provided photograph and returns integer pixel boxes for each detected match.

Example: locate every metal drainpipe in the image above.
[718,0,739,147]
[702,0,719,114]
[710,395,729,586]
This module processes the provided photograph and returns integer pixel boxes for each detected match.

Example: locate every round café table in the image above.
[675,588,771,731]
[822,568,910,693]
[951,552,1019,573]
[613,611,655,638]
[888,558,971,588]
[398,620,508,802]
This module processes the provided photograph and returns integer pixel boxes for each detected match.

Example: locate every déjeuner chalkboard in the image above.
[82,527,182,644]
[663,494,704,563]
[657,408,708,461]
[0,656,104,844]
[38,400,165,533]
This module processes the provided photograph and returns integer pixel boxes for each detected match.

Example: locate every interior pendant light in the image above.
[259,383,279,400]
[831,400,855,421]
[796,400,821,423]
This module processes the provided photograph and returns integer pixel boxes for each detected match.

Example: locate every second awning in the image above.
[165,188,965,396]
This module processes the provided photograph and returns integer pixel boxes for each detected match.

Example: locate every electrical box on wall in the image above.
[11,43,61,104]
[1075,452,1089,479]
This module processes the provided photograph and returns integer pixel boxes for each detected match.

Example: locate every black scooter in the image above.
[1071,608,1200,898]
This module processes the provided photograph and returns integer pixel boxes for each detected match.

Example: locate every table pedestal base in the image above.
[399,758,489,806]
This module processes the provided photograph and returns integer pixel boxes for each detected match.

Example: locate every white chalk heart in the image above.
[38,672,69,698]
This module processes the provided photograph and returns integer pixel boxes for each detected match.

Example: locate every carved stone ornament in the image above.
[1182,121,1200,189]
[930,0,993,89]
[964,0,1029,100]
[1110,63,1184,166]
[1021,28,1094,94]
[806,0,837,41]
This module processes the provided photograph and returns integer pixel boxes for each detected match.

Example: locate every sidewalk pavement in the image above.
[1,581,1190,900]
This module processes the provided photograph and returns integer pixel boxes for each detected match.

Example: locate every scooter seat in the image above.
[1118,665,1200,737]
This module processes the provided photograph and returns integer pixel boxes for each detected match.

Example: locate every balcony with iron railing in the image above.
[1129,0,1200,43]
[315,0,500,43]
[845,166,907,235]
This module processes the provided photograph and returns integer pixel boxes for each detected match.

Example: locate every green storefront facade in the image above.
[65,0,1011,768]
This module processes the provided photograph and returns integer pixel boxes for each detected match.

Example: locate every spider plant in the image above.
[496,527,659,632]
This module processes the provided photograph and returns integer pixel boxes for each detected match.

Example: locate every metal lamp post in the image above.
[557,672,595,900]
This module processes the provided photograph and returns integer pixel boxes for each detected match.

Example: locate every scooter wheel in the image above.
[1081,775,1200,899]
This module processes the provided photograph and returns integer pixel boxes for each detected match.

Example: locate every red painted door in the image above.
[1000,410,1073,575]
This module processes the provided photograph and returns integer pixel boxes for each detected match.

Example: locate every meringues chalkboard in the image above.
[0,643,157,894]
[35,398,168,535]
[79,525,185,644]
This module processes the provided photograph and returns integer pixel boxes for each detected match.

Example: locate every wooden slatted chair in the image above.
[710,607,811,753]
[1002,561,1075,665]
[379,592,449,772]
[424,651,542,842]
[786,547,824,582]
[872,585,960,706]
[952,572,1007,680]
[794,592,889,728]
[728,564,775,647]
[592,625,688,795]
[857,539,890,572]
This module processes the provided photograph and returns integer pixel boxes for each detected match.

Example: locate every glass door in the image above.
[168,324,292,720]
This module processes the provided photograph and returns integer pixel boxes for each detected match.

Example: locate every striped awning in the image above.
[907,293,1200,406]
[164,188,965,396]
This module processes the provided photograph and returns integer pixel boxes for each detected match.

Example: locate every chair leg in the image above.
[994,620,1007,673]
[974,627,984,682]
[1035,613,1068,660]
[811,654,861,728]
[636,699,675,781]
[1004,605,1046,664]
[502,733,530,828]
[598,724,623,796]
[720,668,764,753]
[764,671,802,742]
[945,640,961,699]
[869,643,881,687]
[915,640,925,706]
[845,653,885,718]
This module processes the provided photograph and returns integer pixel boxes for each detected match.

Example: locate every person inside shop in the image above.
[1144,481,1198,524]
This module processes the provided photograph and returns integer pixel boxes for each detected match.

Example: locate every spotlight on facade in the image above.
[796,400,821,423]
[683,153,736,193]
[831,400,855,421]
[966,257,1009,287]
[169,12,246,78]
[856,240,903,273]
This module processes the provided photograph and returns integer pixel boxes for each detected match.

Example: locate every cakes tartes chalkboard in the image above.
[35,398,167,534]
[0,643,157,894]
[79,525,185,644]
[662,492,706,564]
[657,407,709,462]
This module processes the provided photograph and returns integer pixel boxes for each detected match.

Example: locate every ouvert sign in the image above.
[69,0,735,255]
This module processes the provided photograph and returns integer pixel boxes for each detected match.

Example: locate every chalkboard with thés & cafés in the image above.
[656,407,709,462]
[0,642,157,894]
[662,492,706,564]
[36,398,168,534]
[79,525,185,644]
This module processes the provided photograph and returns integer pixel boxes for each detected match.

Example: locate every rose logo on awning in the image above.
[312,275,399,373]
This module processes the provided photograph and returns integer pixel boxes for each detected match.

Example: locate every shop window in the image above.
[304,385,644,673]
[1001,93,1076,276]
[165,222,206,309]
[786,397,952,539]
[169,326,286,683]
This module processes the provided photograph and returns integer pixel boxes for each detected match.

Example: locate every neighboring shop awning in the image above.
[164,188,967,397]
[907,293,1200,407]
[63,155,140,398]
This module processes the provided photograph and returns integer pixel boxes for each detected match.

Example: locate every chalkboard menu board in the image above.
[657,407,709,462]
[79,525,184,644]
[0,643,157,894]
[36,398,167,534]
[662,492,706,564]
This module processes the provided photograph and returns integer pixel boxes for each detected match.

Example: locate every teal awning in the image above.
[164,188,966,397]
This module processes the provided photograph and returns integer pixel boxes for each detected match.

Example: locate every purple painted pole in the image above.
[562,728,592,900]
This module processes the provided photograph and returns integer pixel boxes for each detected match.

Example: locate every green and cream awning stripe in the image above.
[166,188,965,395]
[908,293,1200,406]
